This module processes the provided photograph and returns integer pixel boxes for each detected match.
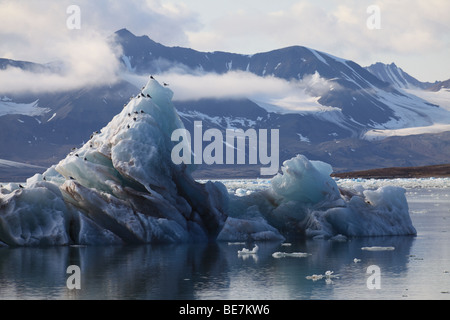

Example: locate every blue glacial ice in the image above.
[218,155,416,240]
[0,79,416,246]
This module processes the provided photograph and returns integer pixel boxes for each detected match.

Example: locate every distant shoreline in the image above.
[3,163,450,183]
[332,163,450,179]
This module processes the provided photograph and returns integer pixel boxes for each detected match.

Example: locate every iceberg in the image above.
[0,78,416,246]
[0,79,228,246]
[221,155,416,240]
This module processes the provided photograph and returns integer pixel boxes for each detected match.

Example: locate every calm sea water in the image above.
[0,187,449,300]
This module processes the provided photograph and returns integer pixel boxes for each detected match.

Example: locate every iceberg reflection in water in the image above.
[0,235,415,300]
[0,187,449,300]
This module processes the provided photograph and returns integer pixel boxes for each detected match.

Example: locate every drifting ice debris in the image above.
[361,246,395,251]
[306,274,323,281]
[306,270,338,283]
[272,252,311,258]
[238,244,259,255]
[0,76,417,247]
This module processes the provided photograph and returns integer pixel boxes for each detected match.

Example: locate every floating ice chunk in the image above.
[223,155,416,239]
[306,270,338,282]
[324,270,334,277]
[353,258,362,263]
[272,252,311,258]
[361,246,395,251]
[227,242,247,245]
[306,274,323,281]
[238,244,259,255]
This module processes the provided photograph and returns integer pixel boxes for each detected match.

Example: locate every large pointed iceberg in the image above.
[0,78,416,246]
[0,79,229,246]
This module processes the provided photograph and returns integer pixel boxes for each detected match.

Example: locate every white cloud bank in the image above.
[0,0,199,93]
[184,0,450,82]
[124,69,340,115]
[0,37,122,93]
[0,0,448,94]
[163,70,336,101]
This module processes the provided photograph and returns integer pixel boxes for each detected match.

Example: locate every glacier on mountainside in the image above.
[0,79,416,246]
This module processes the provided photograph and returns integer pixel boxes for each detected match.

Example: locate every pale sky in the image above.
[0,0,448,92]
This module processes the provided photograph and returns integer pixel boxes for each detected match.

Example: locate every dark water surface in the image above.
[0,188,449,300]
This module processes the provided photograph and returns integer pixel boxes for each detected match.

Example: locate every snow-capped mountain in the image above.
[114,29,449,134]
[115,28,396,128]
[1,29,449,181]
[427,79,450,92]
[365,62,436,90]
[0,58,49,73]
[0,80,137,177]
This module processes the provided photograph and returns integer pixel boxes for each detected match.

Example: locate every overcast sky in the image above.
[0,0,448,92]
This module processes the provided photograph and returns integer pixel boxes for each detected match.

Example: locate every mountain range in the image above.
[1,28,449,181]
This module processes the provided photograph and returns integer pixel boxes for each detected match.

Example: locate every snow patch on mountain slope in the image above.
[363,88,450,140]
[0,99,50,117]
[405,88,450,111]
[0,159,45,170]
[249,95,336,114]
[363,123,450,141]
[178,110,257,129]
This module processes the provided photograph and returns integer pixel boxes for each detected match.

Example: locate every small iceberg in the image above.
[361,246,395,251]
[272,252,311,258]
